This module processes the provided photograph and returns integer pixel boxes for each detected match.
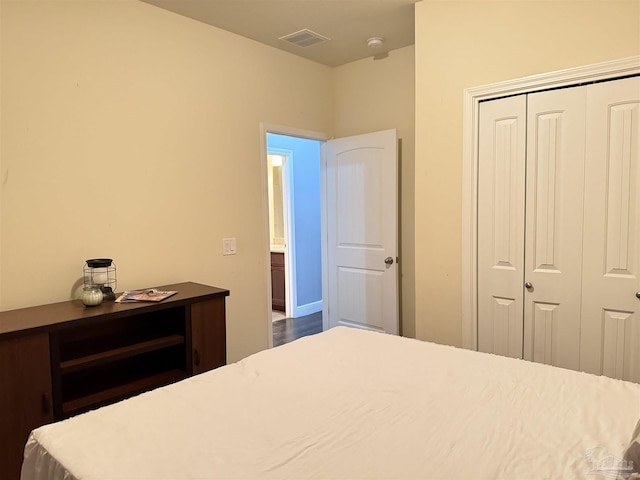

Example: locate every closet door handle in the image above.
[525,282,533,290]
[636,291,640,299]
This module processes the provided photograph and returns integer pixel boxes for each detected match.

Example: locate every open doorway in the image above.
[266,148,291,317]
[262,125,328,347]
[262,125,400,347]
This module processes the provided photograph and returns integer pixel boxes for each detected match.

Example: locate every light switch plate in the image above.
[223,238,237,256]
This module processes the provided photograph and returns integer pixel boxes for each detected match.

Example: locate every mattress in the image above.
[21,326,640,480]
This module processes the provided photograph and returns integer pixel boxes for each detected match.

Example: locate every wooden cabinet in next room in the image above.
[271,252,286,312]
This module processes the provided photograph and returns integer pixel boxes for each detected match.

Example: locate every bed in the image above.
[21,326,640,480]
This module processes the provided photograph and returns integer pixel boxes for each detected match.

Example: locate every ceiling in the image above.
[140,0,417,67]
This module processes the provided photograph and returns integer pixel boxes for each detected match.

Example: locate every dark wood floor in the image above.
[272,311,323,347]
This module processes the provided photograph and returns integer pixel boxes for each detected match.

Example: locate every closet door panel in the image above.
[581,77,640,381]
[477,95,527,358]
[601,310,640,382]
[523,87,586,371]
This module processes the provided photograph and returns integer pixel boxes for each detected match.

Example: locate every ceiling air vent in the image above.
[279,29,330,48]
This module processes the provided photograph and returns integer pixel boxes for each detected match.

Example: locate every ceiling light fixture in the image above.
[367,37,384,49]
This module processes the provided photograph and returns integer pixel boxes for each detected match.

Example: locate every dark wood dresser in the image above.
[0,282,229,480]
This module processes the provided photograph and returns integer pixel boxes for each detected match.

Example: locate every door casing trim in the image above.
[260,123,330,348]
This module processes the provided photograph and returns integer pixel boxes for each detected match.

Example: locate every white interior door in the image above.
[523,87,586,370]
[477,95,527,358]
[580,76,640,382]
[323,129,398,334]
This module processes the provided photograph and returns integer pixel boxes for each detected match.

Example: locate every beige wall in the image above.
[0,0,418,362]
[0,0,333,362]
[333,46,416,337]
[415,1,640,347]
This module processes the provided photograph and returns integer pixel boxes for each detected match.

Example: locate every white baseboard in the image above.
[294,300,322,318]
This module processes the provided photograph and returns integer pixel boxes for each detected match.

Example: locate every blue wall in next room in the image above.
[266,133,322,311]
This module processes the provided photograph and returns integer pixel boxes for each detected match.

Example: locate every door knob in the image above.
[525,282,533,290]
[384,257,394,265]
[636,291,640,299]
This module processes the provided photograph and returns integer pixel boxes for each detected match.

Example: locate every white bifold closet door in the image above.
[477,95,527,359]
[477,88,586,368]
[477,76,640,381]
[522,87,586,371]
[580,77,640,382]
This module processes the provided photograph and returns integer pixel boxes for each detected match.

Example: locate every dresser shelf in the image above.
[60,334,185,374]
[62,368,188,417]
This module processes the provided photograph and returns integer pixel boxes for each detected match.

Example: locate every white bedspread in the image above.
[22,327,640,480]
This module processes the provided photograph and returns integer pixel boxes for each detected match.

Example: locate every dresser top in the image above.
[0,282,229,338]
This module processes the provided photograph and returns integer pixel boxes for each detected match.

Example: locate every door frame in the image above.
[461,55,640,351]
[260,123,330,348]
[266,147,295,316]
